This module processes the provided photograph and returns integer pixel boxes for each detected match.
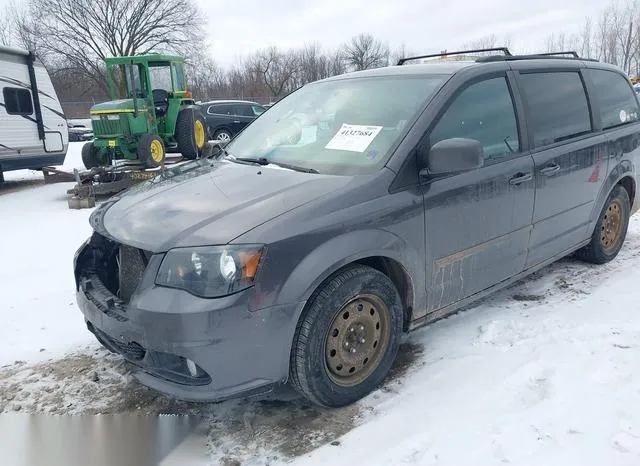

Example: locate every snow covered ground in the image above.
[2,143,640,465]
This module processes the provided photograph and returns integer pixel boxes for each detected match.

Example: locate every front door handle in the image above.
[509,172,533,185]
[233,120,241,124]
[540,163,560,176]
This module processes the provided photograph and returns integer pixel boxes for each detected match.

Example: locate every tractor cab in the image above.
[84,54,207,169]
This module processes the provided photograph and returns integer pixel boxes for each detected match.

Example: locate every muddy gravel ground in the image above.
[0,340,422,464]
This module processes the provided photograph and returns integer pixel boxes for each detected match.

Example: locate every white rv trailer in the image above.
[0,45,67,180]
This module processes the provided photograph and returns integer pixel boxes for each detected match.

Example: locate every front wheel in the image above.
[576,184,630,264]
[289,265,403,407]
[137,134,166,169]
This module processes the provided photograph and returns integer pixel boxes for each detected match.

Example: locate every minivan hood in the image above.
[91,159,351,252]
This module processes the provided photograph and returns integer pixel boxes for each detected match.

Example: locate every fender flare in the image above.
[589,159,635,231]
[274,229,422,377]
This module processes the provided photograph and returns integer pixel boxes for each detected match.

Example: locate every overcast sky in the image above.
[0,0,614,67]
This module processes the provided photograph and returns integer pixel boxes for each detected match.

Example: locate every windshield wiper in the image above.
[235,157,319,174]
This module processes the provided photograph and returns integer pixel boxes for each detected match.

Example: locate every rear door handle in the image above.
[233,120,241,123]
[509,172,533,185]
[539,163,560,176]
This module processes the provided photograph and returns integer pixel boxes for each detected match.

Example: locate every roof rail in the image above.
[533,51,580,58]
[397,47,512,65]
[476,53,599,63]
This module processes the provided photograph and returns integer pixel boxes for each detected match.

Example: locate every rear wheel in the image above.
[289,265,403,407]
[81,142,101,169]
[575,184,630,264]
[176,108,207,160]
[137,134,166,169]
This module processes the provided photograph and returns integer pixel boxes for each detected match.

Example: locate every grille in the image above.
[118,244,149,303]
[92,116,129,137]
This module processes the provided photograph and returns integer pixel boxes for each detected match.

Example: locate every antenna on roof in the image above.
[397,47,512,65]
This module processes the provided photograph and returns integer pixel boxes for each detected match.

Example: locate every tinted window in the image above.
[589,69,640,129]
[3,87,33,115]
[233,104,254,117]
[520,72,591,147]
[430,77,519,160]
[209,104,232,115]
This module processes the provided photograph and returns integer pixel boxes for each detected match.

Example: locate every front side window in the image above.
[2,87,33,115]
[226,75,448,175]
[252,105,266,116]
[520,71,592,147]
[588,69,640,129]
[233,104,254,117]
[429,76,520,161]
[172,63,186,91]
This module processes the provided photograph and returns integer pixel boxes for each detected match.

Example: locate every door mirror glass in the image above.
[421,137,483,176]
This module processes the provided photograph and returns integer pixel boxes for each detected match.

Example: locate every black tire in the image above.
[290,265,404,407]
[212,128,232,143]
[137,134,166,169]
[176,109,207,160]
[81,142,101,169]
[576,184,630,264]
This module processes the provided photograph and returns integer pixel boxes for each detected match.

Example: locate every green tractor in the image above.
[83,54,208,169]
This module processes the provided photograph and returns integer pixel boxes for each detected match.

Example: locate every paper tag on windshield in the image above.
[325,124,383,152]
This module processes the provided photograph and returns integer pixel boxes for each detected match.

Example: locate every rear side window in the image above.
[429,76,520,161]
[588,69,640,129]
[209,104,232,115]
[520,72,591,147]
[3,87,34,115]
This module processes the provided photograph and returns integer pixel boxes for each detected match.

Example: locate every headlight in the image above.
[106,114,120,121]
[155,245,265,298]
[90,115,100,121]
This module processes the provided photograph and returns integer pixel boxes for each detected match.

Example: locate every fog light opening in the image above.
[186,358,198,377]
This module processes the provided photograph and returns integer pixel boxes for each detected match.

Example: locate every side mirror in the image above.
[420,138,483,176]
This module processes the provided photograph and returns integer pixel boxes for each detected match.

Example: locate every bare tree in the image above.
[0,9,12,47]
[248,46,300,98]
[23,0,204,92]
[341,33,390,71]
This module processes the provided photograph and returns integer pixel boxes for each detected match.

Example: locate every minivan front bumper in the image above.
[74,236,302,403]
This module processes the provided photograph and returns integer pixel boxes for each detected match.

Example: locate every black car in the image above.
[201,100,266,142]
[74,48,640,408]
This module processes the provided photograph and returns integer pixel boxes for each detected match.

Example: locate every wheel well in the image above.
[213,127,232,135]
[355,256,414,331]
[618,176,635,209]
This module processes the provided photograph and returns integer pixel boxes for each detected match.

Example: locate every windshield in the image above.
[225,74,447,175]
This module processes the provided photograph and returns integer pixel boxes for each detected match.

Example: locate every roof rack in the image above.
[397,47,512,65]
[476,52,599,63]
[533,51,580,58]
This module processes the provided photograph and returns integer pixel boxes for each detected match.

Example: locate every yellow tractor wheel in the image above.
[137,134,166,168]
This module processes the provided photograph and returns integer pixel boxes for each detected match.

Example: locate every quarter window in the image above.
[588,69,640,129]
[520,72,592,147]
[3,87,33,115]
[430,76,520,160]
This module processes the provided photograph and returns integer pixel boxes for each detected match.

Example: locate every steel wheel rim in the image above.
[194,120,205,147]
[150,139,164,162]
[601,199,623,253]
[216,132,230,142]
[324,294,391,387]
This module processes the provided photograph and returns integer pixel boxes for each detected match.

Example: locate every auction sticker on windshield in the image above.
[325,123,383,152]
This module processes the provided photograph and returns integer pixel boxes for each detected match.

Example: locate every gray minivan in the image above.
[73,49,640,407]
